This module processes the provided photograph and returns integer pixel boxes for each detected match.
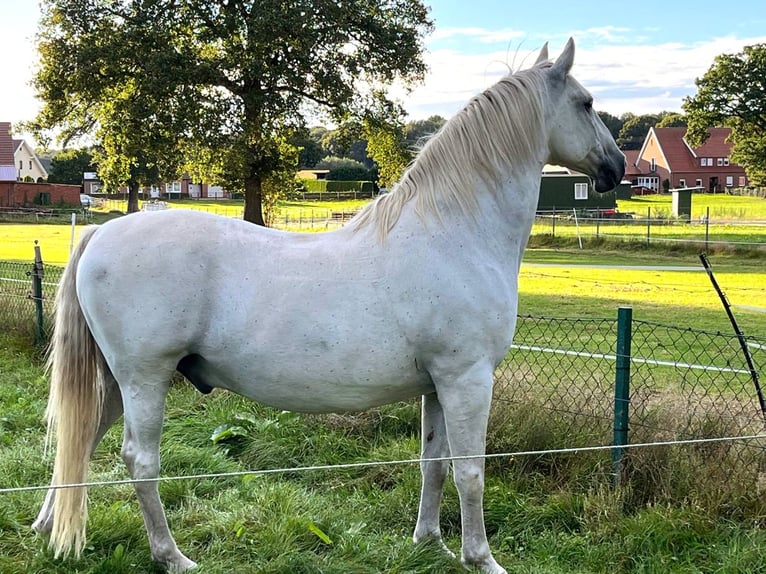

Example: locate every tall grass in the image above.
[1,324,765,572]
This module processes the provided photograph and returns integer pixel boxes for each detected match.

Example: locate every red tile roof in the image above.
[0,122,16,181]
[0,122,15,165]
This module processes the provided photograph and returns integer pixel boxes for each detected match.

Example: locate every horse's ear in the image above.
[550,37,575,79]
[534,42,549,66]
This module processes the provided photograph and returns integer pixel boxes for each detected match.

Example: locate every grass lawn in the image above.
[1,194,766,572]
[0,329,764,574]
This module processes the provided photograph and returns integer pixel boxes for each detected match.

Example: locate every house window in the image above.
[19,160,22,170]
[679,179,686,188]
[650,158,656,171]
[739,176,746,187]
[717,158,723,166]
[166,181,181,194]
[29,160,32,170]
[724,158,729,166]
[700,158,706,167]
[726,176,733,187]
[574,183,588,200]
[695,179,702,188]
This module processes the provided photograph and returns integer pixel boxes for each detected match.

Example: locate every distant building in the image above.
[625,127,747,193]
[12,137,48,182]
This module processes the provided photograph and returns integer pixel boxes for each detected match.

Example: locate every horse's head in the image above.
[540,38,625,192]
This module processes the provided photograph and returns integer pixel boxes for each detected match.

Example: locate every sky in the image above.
[2,0,766,143]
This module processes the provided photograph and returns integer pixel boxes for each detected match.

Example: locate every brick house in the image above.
[0,122,80,207]
[625,127,747,193]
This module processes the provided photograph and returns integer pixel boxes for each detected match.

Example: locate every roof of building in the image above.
[0,122,16,181]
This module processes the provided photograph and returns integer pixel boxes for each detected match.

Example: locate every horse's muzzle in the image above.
[593,157,625,193]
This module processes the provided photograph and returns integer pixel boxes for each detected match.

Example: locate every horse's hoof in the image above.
[31,516,53,536]
[163,555,197,573]
[462,556,507,574]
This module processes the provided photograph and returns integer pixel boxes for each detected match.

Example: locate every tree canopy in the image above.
[683,43,766,186]
[30,0,433,223]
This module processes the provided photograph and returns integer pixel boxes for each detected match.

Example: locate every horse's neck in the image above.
[435,159,544,269]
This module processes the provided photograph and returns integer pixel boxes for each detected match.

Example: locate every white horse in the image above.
[33,39,623,574]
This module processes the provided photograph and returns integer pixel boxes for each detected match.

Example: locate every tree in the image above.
[48,148,95,185]
[29,1,190,212]
[683,43,766,186]
[321,124,373,168]
[616,113,661,150]
[404,115,447,150]
[597,111,623,141]
[656,113,687,128]
[30,0,433,225]
[292,128,326,168]
[364,117,410,187]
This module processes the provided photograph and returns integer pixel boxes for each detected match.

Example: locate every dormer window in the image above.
[724,158,730,166]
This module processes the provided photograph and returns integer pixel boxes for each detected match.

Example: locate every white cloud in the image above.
[395,34,766,120]
[430,27,527,45]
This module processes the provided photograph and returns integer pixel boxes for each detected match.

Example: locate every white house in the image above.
[13,137,49,182]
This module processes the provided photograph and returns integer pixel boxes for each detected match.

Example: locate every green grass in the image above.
[619,192,766,220]
[2,195,766,571]
[0,330,764,573]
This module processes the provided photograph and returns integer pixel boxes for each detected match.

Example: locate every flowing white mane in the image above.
[352,64,550,239]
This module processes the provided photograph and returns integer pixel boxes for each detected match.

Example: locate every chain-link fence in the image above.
[492,312,765,516]
[1,256,764,513]
[0,259,62,341]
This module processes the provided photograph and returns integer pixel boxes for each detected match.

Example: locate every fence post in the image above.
[646,207,651,247]
[551,207,556,237]
[612,306,632,487]
[704,206,710,251]
[31,241,45,345]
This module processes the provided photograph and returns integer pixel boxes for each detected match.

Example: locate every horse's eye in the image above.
[584,100,593,112]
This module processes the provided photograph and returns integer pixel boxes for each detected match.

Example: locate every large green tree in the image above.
[30,0,190,212]
[30,0,432,224]
[683,43,766,186]
[48,148,95,185]
[597,111,623,141]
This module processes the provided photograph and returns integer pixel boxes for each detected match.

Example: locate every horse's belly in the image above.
[209,354,434,413]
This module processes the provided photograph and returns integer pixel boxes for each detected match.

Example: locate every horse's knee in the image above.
[453,463,484,497]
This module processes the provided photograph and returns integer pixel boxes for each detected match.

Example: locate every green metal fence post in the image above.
[612,306,632,487]
[31,241,45,345]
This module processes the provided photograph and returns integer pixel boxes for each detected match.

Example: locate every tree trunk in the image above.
[243,173,265,225]
[127,180,140,213]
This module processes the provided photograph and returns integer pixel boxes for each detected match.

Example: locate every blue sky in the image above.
[2,0,766,140]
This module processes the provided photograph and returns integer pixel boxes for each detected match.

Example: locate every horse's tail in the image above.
[45,225,106,559]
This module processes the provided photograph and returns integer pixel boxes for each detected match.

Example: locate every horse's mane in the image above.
[351,64,550,240]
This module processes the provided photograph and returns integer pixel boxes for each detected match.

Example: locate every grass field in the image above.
[0,327,764,574]
[1,194,766,572]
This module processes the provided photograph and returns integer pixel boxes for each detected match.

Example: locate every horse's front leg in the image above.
[433,360,506,574]
[413,392,454,557]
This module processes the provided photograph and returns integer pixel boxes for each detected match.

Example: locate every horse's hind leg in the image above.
[413,392,454,557]
[33,372,124,535]
[120,376,196,573]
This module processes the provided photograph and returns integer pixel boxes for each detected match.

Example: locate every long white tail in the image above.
[45,225,106,558]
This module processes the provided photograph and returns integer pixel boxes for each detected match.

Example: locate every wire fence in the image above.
[493,313,766,509]
[533,209,766,252]
[0,255,764,509]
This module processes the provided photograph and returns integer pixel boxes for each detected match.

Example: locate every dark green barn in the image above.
[537,167,618,212]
